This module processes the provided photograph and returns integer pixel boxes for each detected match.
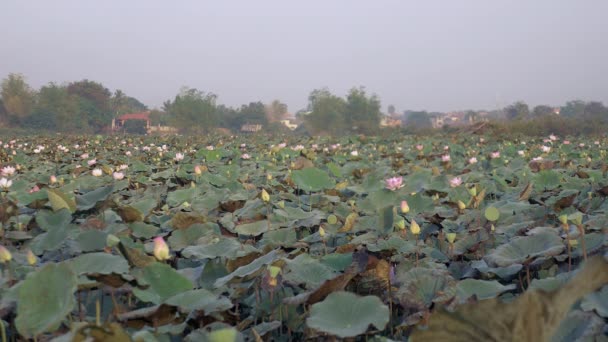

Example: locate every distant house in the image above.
[111,111,177,134]
[241,124,263,133]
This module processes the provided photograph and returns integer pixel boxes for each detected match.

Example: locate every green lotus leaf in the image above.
[214,249,281,288]
[284,254,338,288]
[132,262,194,304]
[76,185,114,210]
[69,252,129,275]
[306,291,389,338]
[291,167,335,192]
[456,279,516,302]
[47,188,77,213]
[485,231,564,267]
[16,263,77,338]
[580,285,608,317]
[235,220,269,237]
[164,288,233,314]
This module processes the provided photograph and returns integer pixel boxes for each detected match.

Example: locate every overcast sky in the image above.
[1,1,607,113]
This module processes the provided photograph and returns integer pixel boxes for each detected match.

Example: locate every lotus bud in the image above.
[570,212,583,225]
[50,175,58,184]
[268,265,281,278]
[0,245,12,263]
[395,217,406,230]
[319,226,326,238]
[558,214,568,225]
[190,181,196,188]
[277,200,285,209]
[261,189,270,203]
[26,250,37,265]
[194,165,202,175]
[468,186,477,197]
[457,200,466,210]
[491,224,495,232]
[267,173,272,180]
[410,220,421,235]
[446,233,457,244]
[568,239,578,247]
[400,200,410,214]
[106,234,120,247]
[153,236,170,261]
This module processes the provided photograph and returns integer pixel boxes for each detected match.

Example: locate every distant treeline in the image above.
[1,73,607,136]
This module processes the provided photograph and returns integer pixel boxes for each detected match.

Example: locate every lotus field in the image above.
[0,134,607,341]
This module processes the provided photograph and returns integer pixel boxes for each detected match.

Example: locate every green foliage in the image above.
[166,87,218,133]
[0,73,35,124]
[406,111,432,129]
[505,101,530,121]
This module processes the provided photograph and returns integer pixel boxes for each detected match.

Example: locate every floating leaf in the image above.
[485,231,564,267]
[306,291,389,338]
[46,188,77,213]
[132,262,194,304]
[16,263,77,338]
[291,167,335,192]
[484,206,500,222]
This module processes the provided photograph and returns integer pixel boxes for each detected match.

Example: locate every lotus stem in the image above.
[577,224,587,260]
[0,319,6,342]
[565,228,572,271]
[96,298,101,326]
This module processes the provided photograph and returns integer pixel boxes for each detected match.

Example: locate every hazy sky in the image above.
[1,1,607,113]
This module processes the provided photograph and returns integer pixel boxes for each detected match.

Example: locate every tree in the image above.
[505,101,529,121]
[560,100,585,118]
[24,83,82,131]
[239,102,267,126]
[407,111,432,128]
[344,87,382,135]
[1,73,35,125]
[304,88,347,135]
[165,87,218,133]
[387,104,396,116]
[532,105,554,118]
[67,80,112,132]
[265,100,288,122]
[464,110,479,123]
[111,89,147,116]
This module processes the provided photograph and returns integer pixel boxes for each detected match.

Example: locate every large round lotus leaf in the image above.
[164,289,233,314]
[76,230,107,252]
[456,279,516,302]
[485,231,564,267]
[580,285,608,317]
[30,224,70,254]
[235,220,269,237]
[35,209,72,231]
[529,272,573,292]
[291,167,335,192]
[284,254,338,288]
[306,291,389,338]
[16,263,77,338]
[168,224,212,249]
[69,252,129,276]
[132,262,193,304]
[534,170,561,190]
[260,228,297,247]
[76,185,114,210]
[47,188,77,213]
[396,268,456,311]
[571,233,606,258]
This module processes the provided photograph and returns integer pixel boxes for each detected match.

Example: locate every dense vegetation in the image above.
[0,133,606,340]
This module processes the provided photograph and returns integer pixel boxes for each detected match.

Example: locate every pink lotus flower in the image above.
[28,185,40,194]
[50,175,57,184]
[518,150,525,156]
[92,168,103,177]
[194,165,203,175]
[1,166,15,176]
[278,143,287,148]
[444,145,449,151]
[0,178,12,190]
[350,150,359,156]
[490,151,500,159]
[441,155,451,162]
[415,144,424,151]
[175,152,184,161]
[241,153,251,160]
[385,176,404,191]
[206,145,215,150]
[532,157,543,161]
[87,159,97,166]
[113,172,125,180]
[80,153,89,159]
[549,134,557,141]
[468,157,478,164]
[125,151,132,156]
[449,176,462,187]
[579,143,585,147]
[594,141,600,145]
[541,146,551,153]
[563,140,570,145]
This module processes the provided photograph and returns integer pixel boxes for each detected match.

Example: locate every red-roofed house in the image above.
[111,111,151,132]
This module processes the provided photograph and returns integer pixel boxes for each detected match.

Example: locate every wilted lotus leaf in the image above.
[455,279,516,302]
[485,231,564,267]
[16,263,77,338]
[306,291,389,338]
[118,242,156,268]
[338,212,358,233]
[115,205,144,223]
[410,256,608,342]
[170,211,207,229]
[397,268,456,313]
[291,167,335,192]
[292,156,314,170]
[73,322,132,342]
[357,259,391,294]
[452,229,490,256]
[116,304,178,329]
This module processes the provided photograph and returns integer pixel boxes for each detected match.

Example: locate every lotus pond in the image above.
[0,134,606,341]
